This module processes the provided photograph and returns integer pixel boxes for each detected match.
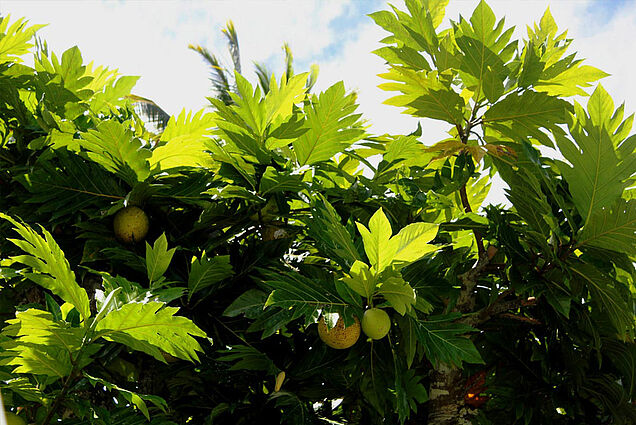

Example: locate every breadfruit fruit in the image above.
[113,206,149,243]
[361,308,391,340]
[318,315,360,349]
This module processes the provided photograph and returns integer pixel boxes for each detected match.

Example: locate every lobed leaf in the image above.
[78,119,152,184]
[0,16,46,64]
[483,90,572,147]
[145,233,176,284]
[293,81,365,165]
[378,274,416,315]
[379,68,465,125]
[413,314,484,367]
[0,214,90,321]
[306,194,362,269]
[188,254,233,301]
[150,109,216,171]
[578,198,636,254]
[557,85,636,225]
[95,302,206,362]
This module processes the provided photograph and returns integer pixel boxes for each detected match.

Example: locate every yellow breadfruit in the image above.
[318,315,360,349]
[113,206,149,243]
[5,412,27,425]
[361,308,391,340]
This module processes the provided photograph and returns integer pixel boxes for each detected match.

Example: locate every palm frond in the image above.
[283,42,294,81]
[189,44,233,105]
[127,94,171,132]
[254,62,272,94]
[306,64,319,93]
[222,20,241,74]
[34,35,48,60]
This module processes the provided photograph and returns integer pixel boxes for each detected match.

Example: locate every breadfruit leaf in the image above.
[188,254,233,301]
[78,119,152,184]
[483,90,572,147]
[578,198,636,254]
[556,85,636,225]
[150,109,216,171]
[0,214,90,321]
[95,302,206,362]
[413,314,484,367]
[307,194,362,269]
[293,81,365,165]
[145,233,176,284]
[569,260,634,338]
[378,68,465,125]
[0,15,46,64]
[0,309,97,378]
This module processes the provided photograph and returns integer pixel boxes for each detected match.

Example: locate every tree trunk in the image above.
[427,363,476,425]
[427,253,490,424]
[428,363,461,424]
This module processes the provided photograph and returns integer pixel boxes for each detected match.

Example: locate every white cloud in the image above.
[1,0,355,116]
[1,0,634,207]
[308,0,636,205]
[4,0,632,119]
[314,0,636,135]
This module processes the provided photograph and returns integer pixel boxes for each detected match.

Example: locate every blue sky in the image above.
[2,0,633,125]
[307,0,385,63]
[1,0,635,204]
[587,0,632,21]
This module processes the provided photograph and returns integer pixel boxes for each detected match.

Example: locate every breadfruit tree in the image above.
[0,1,634,424]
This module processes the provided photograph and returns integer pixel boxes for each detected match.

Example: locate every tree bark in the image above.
[426,121,487,424]
[426,253,489,424]
[428,364,464,425]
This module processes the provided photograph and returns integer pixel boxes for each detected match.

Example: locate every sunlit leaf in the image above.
[96,302,206,362]
[145,233,176,284]
[150,109,215,171]
[341,260,377,299]
[293,81,364,165]
[0,214,90,321]
[0,16,46,64]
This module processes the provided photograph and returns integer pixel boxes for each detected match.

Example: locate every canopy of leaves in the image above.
[0,3,633,425]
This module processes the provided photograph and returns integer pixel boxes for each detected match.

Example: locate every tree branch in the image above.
[458,185,486,258]
[461,294,539,326]
[41,371,77,425]
[455,251,490,313]
[458,117,486,258]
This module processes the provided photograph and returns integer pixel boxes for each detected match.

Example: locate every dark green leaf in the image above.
[259,167,305,195]
[223,289,268,318]
[306,194,362,269]
[557,85,636,224]
[483,91,572,146]
[188,254,233,301]
[578,198,636,254]
[413,314,484,367]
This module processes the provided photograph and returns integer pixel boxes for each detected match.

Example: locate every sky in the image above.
[1,0,635,204]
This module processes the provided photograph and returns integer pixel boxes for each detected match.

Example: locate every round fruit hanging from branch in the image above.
[318,314,360,349]
[113,206,149,244]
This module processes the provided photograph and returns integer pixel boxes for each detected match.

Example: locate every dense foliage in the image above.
[0,1,634,424]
